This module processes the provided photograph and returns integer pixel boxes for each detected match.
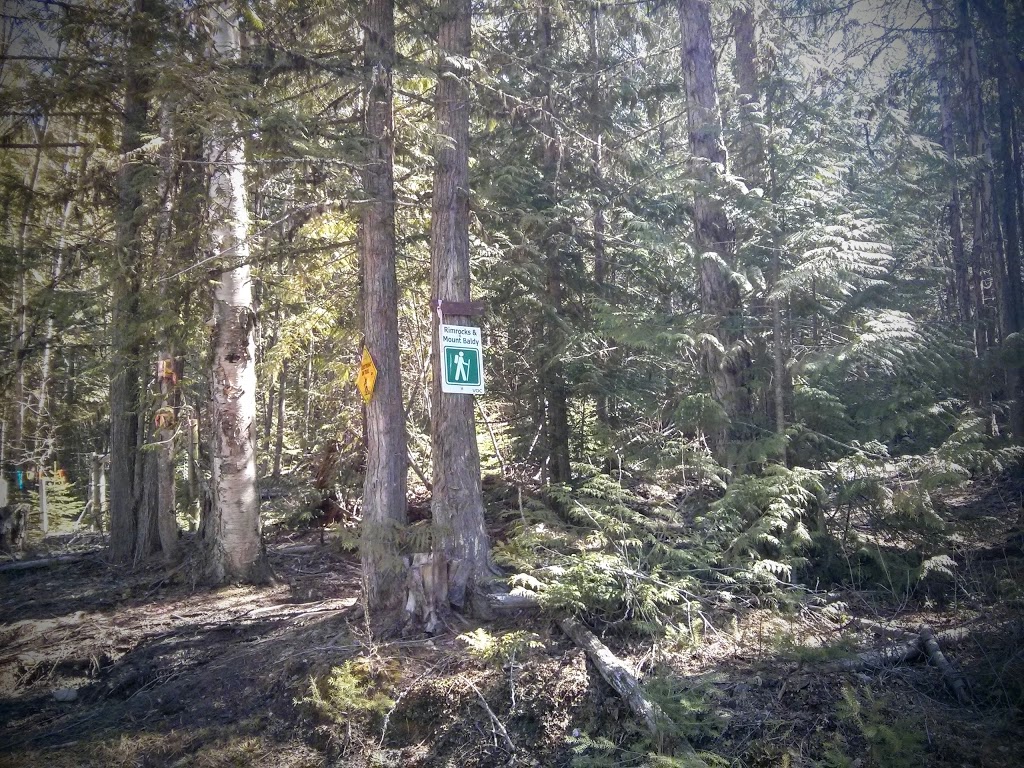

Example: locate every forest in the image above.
[1,0,1023,765]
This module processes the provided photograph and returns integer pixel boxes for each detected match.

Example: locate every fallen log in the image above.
[486,591,542,613]
[821,636,924,674]
[0,552,97,573]
[821,621,978,707]
[558,617,710,766]
[270,544,319,556]
[919,625,971,705]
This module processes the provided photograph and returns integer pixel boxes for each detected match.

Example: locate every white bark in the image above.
[203,4,264,583]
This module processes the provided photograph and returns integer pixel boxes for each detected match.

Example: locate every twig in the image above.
[467,679,516,755]
[476,400,507,477]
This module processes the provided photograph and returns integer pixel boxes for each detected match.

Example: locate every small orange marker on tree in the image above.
[356,346,377,404]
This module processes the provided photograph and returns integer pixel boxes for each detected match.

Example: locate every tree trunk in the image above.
[959,0,998,359]
[202,4,266,584]
[927,0,971,326]
[33,138,84,476]
[272,361,287,479]
[678,0,751,467]
[538,0,572,483]
[108,0,153,565]
[430,0,492,614]
[304,335,314,444]
[155,352,179,562]
[992,0,1023,440]
[361,0,410,638]
[590,2,610,429]
[90,453,104,531]
[11,114,50,484]
[733,1,786,462]
[38,473,47,536]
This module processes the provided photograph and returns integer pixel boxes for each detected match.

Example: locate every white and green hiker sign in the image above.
[439,324,484,395]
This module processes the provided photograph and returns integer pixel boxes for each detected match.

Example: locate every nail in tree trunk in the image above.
[678,0,751,467]
[202,3,266,584]
[429,0,492,616]
[360,0,409,637]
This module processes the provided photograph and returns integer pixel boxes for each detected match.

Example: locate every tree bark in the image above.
[538,0,572,484]
[272,361,287,479]
[589,2,614,431]
[926,0,971,326]
[991,0,1023,439]
[90,453,104,531]
[958,0,999,359]
[361,0,409,637]
[202,3,266,584]
[109,0,154,565]
[732,1,786,462]
[678,0,751,468]
[155,352,179,562]
[429,0,492,614]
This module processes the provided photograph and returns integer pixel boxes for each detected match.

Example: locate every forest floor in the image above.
[0,476,1022,767]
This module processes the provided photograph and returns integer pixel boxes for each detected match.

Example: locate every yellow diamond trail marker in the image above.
[440,324,484,395]
[356,346,377,403]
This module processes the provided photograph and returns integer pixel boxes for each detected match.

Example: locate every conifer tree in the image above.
[429,0,492,614]
[678,0,751,467]
[361,0,409,635]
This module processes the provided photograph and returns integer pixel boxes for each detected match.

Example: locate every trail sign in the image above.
[439,324,484,395]
[356,346,377,403]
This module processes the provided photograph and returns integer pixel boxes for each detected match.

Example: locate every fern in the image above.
[706,464,825,585]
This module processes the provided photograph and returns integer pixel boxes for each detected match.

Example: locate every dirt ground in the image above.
[1,479,1023,767]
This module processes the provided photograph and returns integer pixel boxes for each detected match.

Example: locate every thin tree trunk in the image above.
[589,2,611,429]
[430,0,491,615]
[109,0,153,565]
[90,453,104,531]
[679,0,751,467]
[992,0,1023,439]
[538,0,571,483]
[733,1,786,462]
[38,473,47,535]
[304,335,314,444]
[34,141,82,470]
[272,361,287,479]
[12,115,50,475]
[927,0,971,326]
[155,352,179,562]
[959,0,998,359]
[361,0,409,637]
[202,3,266,584]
